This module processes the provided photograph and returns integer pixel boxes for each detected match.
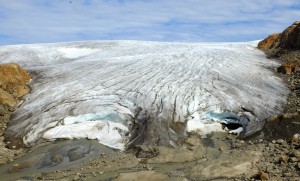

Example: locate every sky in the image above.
[0,0,299,45]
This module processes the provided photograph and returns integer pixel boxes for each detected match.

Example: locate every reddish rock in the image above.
[0,63,31,98]
[277,62,300,75]
[257,33,281,50]
[0,63,31,113]
[260,171,269,180]
[0,89,17,107]
[258,21,300,74]
[258,21,300,50]
[277,21,300,49]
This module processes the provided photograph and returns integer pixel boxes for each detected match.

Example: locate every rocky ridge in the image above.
[258,21,300,77]
[258,21,300,112]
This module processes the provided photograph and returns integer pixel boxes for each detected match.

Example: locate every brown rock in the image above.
[0,63,30,85]
[0,63,30,151]
[257,33,281,50]
[0,63,31,110]
[277,21,300,49]
[258,20,300,79]
[219,146,224,152]
[0,89,17,107]
[260,171,269,180]
[258,21,300,51]
[0,63,31,97]
[280,155,289,164]
[277,63,299,75]
[278,64,292,75]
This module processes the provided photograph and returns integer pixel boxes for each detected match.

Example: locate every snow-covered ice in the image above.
[58,47,99,59]
[0,40,289,149]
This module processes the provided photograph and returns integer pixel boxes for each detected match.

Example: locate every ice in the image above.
[186,112,225,136]
[0,40,290,149]
[229,127,244,135]
[43,120,128,150]
[58,47,99,59]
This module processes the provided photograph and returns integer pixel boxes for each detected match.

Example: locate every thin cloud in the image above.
[0,0,299,45]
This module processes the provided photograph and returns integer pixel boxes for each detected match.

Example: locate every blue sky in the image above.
[0,0,299,45]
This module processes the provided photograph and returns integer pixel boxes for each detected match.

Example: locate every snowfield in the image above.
[0,41,289,150]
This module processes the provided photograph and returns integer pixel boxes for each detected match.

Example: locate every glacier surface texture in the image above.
[0,41,289,150]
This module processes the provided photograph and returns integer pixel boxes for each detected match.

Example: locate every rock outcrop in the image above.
[0,63,31,129]
[258,21,300,51]
[277,21,300,49]
[0,63,31,113]
[0,63,30,163]
[258,21,300,113]
[257,33,281,50]
[258,21,300,76]
[0,63,31,100]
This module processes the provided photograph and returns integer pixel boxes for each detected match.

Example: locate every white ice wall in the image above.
[0,41,289,149]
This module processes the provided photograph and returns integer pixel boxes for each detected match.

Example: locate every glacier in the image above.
[0,40,289,150]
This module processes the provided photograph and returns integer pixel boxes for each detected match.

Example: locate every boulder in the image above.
[260,171,269,180]
[277,62,300,75]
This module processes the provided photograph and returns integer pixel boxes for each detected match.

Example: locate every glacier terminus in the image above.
[0,40,290,150]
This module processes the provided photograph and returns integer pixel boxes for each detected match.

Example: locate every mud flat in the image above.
[0,133,264,181]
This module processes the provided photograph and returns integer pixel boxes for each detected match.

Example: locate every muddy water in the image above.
[0,132,237,181]
[0,139,117,181]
